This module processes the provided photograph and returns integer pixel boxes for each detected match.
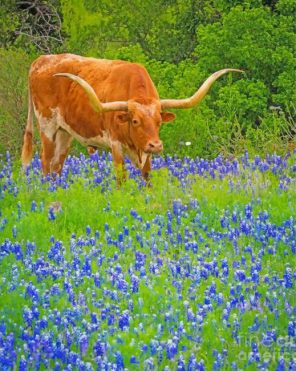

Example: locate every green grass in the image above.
[0,154,295,369]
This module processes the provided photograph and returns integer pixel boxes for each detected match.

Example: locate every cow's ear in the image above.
[161,112,176,123]
[117,112,130,124]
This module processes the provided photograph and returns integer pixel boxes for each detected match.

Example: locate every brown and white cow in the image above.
[21,53,242,183]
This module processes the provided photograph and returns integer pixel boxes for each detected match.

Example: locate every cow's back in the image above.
[29,54,158,116]
[28,54,159,141]
[30,53,120,77]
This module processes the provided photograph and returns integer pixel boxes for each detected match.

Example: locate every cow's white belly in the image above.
[35,107,149,169]
[36,107,112,148]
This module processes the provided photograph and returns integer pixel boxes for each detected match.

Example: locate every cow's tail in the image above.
[21,84,34,167]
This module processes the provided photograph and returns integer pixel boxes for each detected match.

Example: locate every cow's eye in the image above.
[132,119,139,126]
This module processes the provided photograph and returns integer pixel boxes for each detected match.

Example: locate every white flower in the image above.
[185,141,191,146]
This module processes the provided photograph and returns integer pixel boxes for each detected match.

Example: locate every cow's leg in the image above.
[111,144,126,187]
[50,128,73,175]
[40,132,55,175]
[141,155,152,185]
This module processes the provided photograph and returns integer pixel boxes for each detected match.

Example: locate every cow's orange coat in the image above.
[22,53,175,182]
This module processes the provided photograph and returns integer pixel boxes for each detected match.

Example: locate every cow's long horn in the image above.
[54,73,128,112]
[160,69,243,110]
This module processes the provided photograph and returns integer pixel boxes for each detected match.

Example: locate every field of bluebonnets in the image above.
[0,149,295,370]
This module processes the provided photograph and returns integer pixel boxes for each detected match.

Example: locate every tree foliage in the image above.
[195,5,296,111]
[0,0,63,53]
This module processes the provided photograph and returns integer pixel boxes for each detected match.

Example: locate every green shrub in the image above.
[246,110,296,155]
[0,48,34,155]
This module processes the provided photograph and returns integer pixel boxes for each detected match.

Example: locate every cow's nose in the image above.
[147,140,163,153]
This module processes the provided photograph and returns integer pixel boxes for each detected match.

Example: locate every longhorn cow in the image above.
[21,53,242,183]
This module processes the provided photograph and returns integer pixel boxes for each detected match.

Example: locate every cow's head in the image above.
[115,99,175,154]
[55,68,243,153]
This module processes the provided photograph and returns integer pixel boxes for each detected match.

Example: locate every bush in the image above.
[0,48,34,155]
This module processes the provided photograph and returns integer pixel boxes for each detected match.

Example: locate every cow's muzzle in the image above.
[145,140,163,154]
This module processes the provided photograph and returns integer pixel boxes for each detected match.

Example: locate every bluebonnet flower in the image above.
[177,355,186,370]
[288,321,295,337]
[93,340,106,357]
[284,266,293,288]
[130,274,139,293]
[166,338,178,360]
[118,310,130,330]
[19,355,28,371]
[231,362,237,370]
[143,357,154,369]
[86,225,91,236]
[48,207,56,221]
[130,355,139,364]
[115,351,124,369]
[235,270,246,282]
[12,225,17,239]
[79,333,88,355]
[25,282,38,301]
[31,200,37,212]
[276,357,285,371]
[248,342,261,364]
